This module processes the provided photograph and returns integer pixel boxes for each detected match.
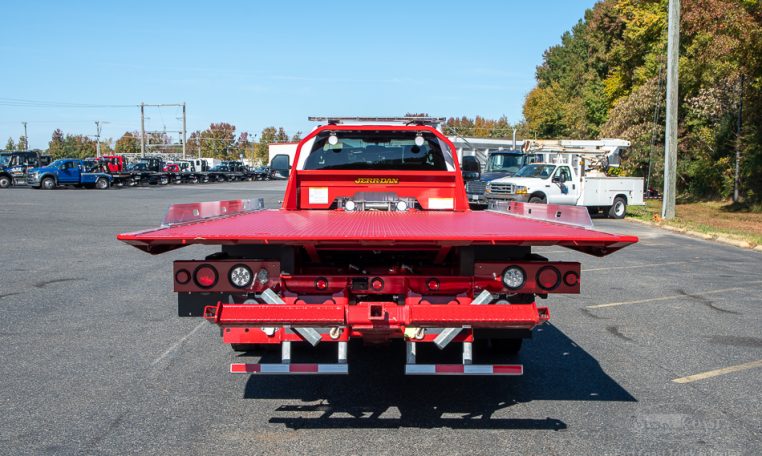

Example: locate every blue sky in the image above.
[0,0,597,149]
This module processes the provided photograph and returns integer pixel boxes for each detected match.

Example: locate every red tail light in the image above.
[175,269,191,285]
[537,267,561,291]
[371,277,384,291]
[315,277,328,290]
[563,271,579,287]
[427,278,440,291]
[194,265,218,288]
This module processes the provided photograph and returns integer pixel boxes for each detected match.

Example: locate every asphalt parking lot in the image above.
[1,182,760,456]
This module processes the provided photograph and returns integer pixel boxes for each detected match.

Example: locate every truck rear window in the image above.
[303,131,448,171]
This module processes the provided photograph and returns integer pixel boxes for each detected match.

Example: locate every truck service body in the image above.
[485,140,645,218]
[118,118,637,377]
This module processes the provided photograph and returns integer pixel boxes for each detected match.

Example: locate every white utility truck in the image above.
[485,139,644,218]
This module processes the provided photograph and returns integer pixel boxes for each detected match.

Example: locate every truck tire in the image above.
[95,178,109,190]
[528,195,546,204]
[0,175,10,188]
[160,176,169,185]
[41,177,56,190]
[609,196,627,219]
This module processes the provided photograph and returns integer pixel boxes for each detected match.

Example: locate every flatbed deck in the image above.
[118,208,637,256]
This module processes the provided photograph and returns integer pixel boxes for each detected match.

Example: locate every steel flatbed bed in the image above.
[118,204,636,257]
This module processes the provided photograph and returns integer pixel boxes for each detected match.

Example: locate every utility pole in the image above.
[662,0,679,220]
[22,122,28,150]
[95,121,103,158]
[140,102,146,158]
[182,102,187,159]
[734,75,744,203]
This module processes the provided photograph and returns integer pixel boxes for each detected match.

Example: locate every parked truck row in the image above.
[1,151,279,190]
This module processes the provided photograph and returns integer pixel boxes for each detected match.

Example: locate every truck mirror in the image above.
[271,154,291,178]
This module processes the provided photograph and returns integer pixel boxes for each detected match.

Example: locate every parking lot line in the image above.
[583,259,698,272]
[586,281,762,309]
[672,359,762,384]
[151,321,207,365]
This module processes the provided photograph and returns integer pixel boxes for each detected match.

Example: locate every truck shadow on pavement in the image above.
[242,323,635,430]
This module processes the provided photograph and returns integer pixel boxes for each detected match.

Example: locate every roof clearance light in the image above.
[396,201,408,211]
[229,265,253,288]
[414,132,425,147]
[344,200,356,211]
[502,266,525,290]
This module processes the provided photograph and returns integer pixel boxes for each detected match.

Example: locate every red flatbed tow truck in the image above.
[118,117,637,376]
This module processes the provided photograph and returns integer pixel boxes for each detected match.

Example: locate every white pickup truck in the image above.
[485,157,644,218]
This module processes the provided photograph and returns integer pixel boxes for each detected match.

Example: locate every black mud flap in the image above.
[178,292,235,317]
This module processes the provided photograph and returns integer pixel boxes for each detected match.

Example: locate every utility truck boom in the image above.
[486,139,645,218]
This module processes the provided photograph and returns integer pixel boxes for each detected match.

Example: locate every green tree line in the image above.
[522,0,761,201]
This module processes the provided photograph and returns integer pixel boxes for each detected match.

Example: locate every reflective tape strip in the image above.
[404,364,436,375]
[405,364,523,376]
[230,363,348,374]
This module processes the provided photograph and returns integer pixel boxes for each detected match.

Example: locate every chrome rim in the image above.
[615,201,625,216]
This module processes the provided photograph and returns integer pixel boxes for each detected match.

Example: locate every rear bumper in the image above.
[203,301,549,331]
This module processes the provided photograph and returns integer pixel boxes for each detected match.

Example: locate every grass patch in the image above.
[627,200,762,247]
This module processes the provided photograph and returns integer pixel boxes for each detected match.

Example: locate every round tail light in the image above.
[537,266,561,290]
[427,278,440,291]
[315,277,329,290]
[229,265,253,288]
[370,277,384,291]
[563,271,579,287]
[502,266,526,290]
[175,269,191,285]
[194,265,218,288]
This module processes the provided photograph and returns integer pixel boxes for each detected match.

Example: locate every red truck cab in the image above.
[119,117,637,377]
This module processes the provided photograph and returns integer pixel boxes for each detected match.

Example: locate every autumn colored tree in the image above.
[48,129,65,157]
[256,126,277,163]
[45,130,97,158]
[443,116,522,139]
[114,132,140,154]
[17,135,28,150]
[275,127,289,143]
[524,0,762,200]
[199,123,237,159]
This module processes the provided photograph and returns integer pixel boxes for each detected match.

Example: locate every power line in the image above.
[0,97,136,108]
